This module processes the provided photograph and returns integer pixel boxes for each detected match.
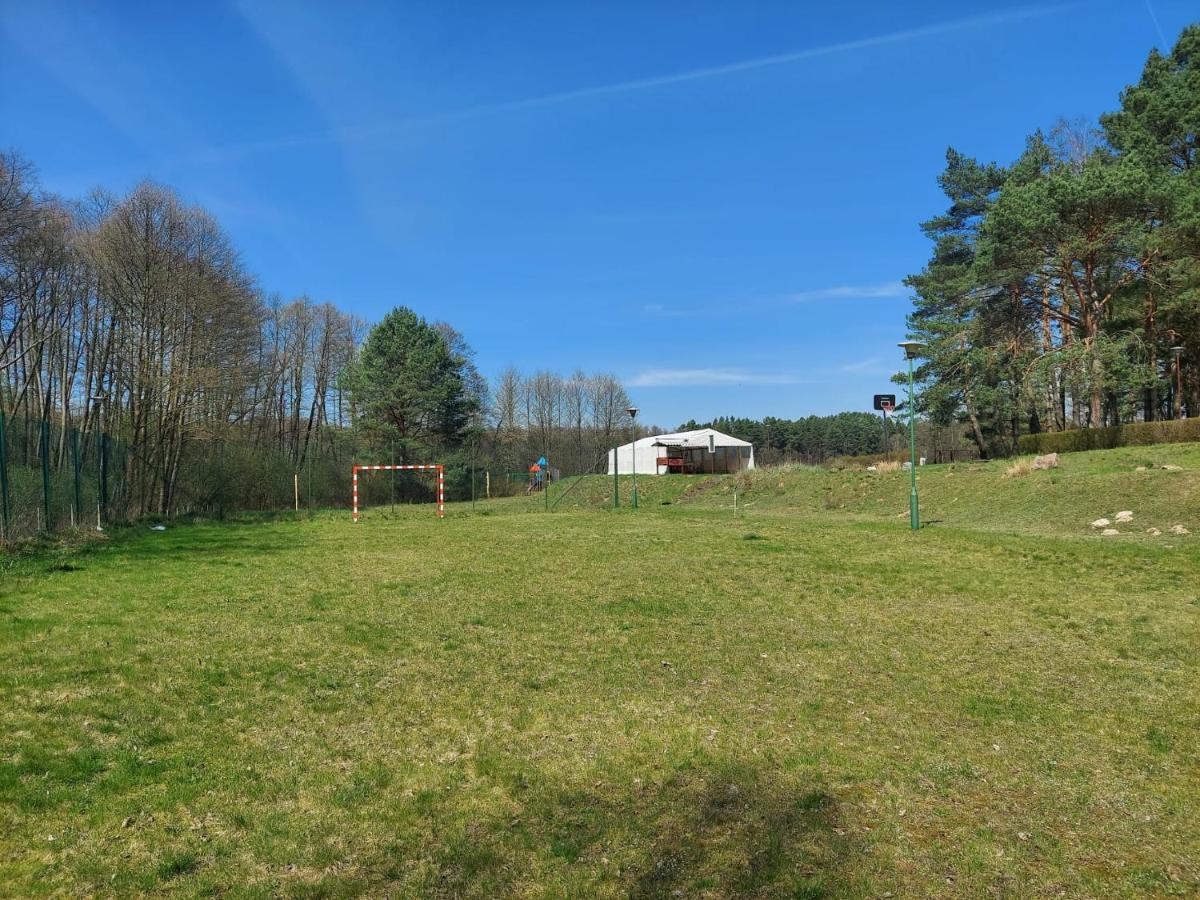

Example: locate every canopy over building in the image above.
[606,428,754,476]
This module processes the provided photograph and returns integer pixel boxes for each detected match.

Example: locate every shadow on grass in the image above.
[96,527,296,565]
[420,753,856,898]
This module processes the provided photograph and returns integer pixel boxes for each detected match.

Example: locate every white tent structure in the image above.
[606,428,754,476]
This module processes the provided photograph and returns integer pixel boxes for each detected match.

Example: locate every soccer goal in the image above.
[352,464,445,520]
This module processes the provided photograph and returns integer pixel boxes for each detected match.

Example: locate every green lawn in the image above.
[1,446,1198,896]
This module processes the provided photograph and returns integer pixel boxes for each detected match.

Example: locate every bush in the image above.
[1016,418,1200,455]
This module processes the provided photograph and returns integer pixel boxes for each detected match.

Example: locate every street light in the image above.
[898,341,925,530]
[626,406,639,509]
[1170,346,1185,420]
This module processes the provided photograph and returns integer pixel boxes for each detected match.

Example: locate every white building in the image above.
[606,428,755,476]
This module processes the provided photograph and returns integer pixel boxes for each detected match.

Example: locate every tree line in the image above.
[0,153,366,516]
[906,25,1199,457]
[678,413,935,463]
[488,367,641,475]
[0,150,645,522]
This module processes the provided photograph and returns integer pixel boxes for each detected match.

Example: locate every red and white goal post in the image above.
[352,464,445,521]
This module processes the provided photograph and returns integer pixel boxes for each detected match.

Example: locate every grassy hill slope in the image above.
[535,443,1200,540]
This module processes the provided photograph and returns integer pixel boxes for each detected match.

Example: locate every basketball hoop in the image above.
[879,401,894,416]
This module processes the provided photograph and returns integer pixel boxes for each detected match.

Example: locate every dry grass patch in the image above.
[1005,458,1035,478]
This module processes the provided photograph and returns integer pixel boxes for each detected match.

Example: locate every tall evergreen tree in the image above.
[341,307,478,459]
[904,148,1008,455]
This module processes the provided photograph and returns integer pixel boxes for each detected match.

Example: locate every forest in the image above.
[0,153,638,534]
[905,26,1199,457]
[679,413,907,463]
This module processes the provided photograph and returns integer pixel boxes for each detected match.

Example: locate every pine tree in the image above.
[341,307,478,460]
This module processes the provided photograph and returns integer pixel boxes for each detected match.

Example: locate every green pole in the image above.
[99,432,109,522]
[41,419,52,532]
[612,442,619,508]
[907,356,919,531]
[0,406,10,538]
[544,458,550,512]
[71,427,82,525]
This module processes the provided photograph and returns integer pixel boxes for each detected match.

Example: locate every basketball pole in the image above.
[896,341,925,531]
[908,357,918,530]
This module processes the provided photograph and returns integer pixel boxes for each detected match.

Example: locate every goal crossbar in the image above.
[352,464,445,520]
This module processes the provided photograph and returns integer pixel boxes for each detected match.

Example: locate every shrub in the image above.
[1016,418,1200,455]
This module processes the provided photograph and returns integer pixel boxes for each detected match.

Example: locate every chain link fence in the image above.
[0,410,131,541]
[0,412,525,542]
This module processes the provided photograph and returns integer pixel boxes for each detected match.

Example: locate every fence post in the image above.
[0,407,9,539]
[40,419,52,532]
[99,432,110,523]
[71,427,83,526]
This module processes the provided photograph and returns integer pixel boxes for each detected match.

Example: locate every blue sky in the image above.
[1,1,1192,428]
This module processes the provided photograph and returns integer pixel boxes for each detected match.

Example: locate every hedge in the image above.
[1016,418,1200,455]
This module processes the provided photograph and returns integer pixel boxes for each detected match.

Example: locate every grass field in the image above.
[2,446,1198,897]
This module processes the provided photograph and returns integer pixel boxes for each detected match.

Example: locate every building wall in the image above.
[606,441,754,475]
[606,441,662,476]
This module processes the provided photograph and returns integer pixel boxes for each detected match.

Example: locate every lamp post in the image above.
[898,341,925,530]
[1170,346,1185,419]
[627,406,639,509]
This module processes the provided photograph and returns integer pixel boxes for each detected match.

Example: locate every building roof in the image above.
[620,427,752,450]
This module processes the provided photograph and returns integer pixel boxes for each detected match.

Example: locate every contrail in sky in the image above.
[1142,0,1169,49]
[186,3,1080,164]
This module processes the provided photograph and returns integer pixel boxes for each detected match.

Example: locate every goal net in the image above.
[352,464,444,520]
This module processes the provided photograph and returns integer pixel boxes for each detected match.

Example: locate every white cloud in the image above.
[793,281,907,302]
[629,368,800,387]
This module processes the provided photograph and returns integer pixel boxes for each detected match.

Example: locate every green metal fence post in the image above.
[0,407,10,538]
[99,432,110,523]
[71,427,82,527]
[40,419,52,532]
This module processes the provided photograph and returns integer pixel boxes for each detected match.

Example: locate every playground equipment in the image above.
[526,456,554,493]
